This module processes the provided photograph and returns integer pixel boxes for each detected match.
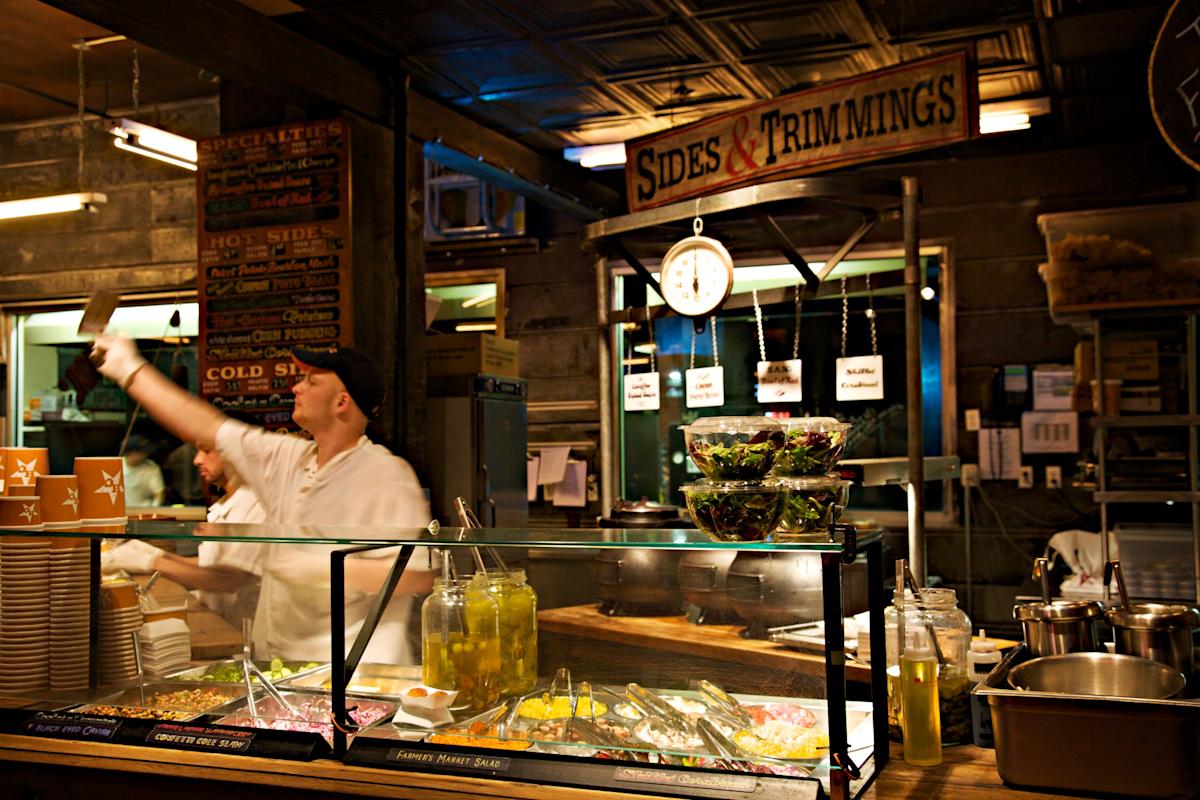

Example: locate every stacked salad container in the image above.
[771,418,852,541]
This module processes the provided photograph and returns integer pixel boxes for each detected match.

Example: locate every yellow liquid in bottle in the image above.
[900,655,942,766]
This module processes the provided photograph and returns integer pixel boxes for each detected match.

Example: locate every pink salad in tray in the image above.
[219,694,394,744]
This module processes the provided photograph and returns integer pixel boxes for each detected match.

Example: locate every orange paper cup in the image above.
[36,474,81,527]
[3,447,49,495]
[142,606,187,623]
[101,580,139,610]
[7,485,36,497]
[0,496,43,529]
[74,457,126,523]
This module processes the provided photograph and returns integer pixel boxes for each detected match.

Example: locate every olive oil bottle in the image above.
[900,631,942,766]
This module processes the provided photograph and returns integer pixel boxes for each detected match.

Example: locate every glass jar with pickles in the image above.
[421,575,502,712]
[482,568,538,696]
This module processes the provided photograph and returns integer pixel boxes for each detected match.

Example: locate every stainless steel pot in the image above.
[677,550,740,624]
[1013,600,1104,657]
[597,499,691,529]
[1106,603,1200,678]
[727,552,823,638]
[595,548,684,616]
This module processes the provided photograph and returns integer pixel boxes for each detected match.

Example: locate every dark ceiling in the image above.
[0,0,1174,152]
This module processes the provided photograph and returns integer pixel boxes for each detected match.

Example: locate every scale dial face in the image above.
[658,235,734,318]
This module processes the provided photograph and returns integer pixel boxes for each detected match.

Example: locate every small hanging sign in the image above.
[686,366,725,408]
[624,372,661,411]
[757,360,803,403]
[836,355,884,401]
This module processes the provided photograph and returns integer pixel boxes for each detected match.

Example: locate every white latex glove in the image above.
[101,539,164,575]
[91,334,148,389]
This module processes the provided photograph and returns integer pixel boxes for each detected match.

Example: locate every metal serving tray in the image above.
[214,690,397,745]
[277,662,421,701]
[974,645,1200,799]
[167,659,325,685]
[73,681,249,721]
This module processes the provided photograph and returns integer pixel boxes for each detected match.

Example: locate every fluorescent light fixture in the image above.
[622,357,650,367]
[0,192,107,221]
[979,97,1050,135]
[109,118,198,171]
[633,343,657,354]
[563,143,627,169]
[460,292,496,309]
[455,322,497,332]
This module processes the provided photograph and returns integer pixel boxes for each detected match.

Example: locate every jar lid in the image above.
[680,416,782,434]
[780,417,852,433]
[680,478,783,494]
[1013,599,1104,622]
[894,587,958,608]
[1105,603,1200,630]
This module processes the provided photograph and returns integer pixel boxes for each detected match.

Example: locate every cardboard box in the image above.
[425,333,520,378]
[1074,339,1159,383]
[1032,366,1074,410]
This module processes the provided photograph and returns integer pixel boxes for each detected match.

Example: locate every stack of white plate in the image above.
[48,542,91,690]
[138,618,191,678]
[98,588,143,684]
[0,538,51,693]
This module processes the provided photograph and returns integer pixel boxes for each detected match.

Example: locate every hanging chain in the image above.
[77,44,86,192]
[623,322,632,376]
[840,277,849,358]
[865,273,879,355]
[792,282,804,360]
[645,305,656,373]
[694,198,702,236]
[710,316,719,368]
[131,43,140,117]
[690,328,696,370]
[752,289,766,363]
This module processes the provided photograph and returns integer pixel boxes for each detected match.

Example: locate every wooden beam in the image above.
[40,0,389,123]
[408,91,621,216]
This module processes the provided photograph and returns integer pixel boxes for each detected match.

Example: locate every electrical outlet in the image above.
[962,463,980,487]
[1018,465,1034,488]
[965,408,981,432]
[1046,465,1063,489]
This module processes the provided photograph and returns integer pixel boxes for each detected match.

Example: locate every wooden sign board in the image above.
[625,51,975,212]
[196,118,352,429]
[1150,0,1200,171]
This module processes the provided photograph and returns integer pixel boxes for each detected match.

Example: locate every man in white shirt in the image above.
[122,434,165,507]
[92,336,434,663]
[105,437,266,627]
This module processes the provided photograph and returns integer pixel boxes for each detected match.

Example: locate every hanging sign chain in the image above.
[840,277,849,358]
[865,273,879,355]
[624,324,632,376]
[132,43,140,117]
[690,328,696,370]
[752,289,766,363]
[792,283,804,360]
[711,316,719,368]
[645,305,656,373]
[694,198,703,235]
[77,45,86,192]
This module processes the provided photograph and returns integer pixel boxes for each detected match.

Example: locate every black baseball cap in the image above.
[291,346,385,419]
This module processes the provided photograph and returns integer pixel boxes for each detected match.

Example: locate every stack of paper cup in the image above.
[74,457,127,524]
[0,534,51,694]
[98,580,142,683]
[4,447,49,497]
[48,537,90,690]
[36,475,81,529]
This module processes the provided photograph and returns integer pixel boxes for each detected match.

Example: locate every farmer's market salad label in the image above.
[756,359,803,403]
[623,372,661,411]
[835,355,883,401]
[686,366,724,408]
[147,723,255,753]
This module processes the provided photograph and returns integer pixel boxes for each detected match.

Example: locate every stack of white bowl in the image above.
[98,581,142,684]
[138,618,192,678]
[0,537,51,693]
[48,540,91,690]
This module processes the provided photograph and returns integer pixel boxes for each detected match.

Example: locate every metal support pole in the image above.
[902,175,926,583]
[1188,315,1199,605]
[1095,320,1109,604]
[866,536,888,772]
[597,255,616,515]
[821,551,851,799]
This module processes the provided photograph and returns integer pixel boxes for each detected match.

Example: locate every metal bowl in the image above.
[1007,652,1186,699]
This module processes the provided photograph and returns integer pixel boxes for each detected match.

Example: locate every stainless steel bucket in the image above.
[1013,600,1104,657]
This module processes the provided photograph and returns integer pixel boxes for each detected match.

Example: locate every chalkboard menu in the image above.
[1150,0,1200,171]
[196,118,352,428]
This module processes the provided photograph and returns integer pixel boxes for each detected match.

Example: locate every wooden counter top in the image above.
[538,604,873,683]
[0,733,1058,800]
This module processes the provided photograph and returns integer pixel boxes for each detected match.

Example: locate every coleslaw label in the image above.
[147,723,255,752]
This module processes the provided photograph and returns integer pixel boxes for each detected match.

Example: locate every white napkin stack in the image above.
[137,618,192,678]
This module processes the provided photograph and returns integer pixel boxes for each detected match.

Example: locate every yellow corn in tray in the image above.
[517,696,607,720]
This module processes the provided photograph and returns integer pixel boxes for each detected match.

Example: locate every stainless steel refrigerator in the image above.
[426,374,528,528]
